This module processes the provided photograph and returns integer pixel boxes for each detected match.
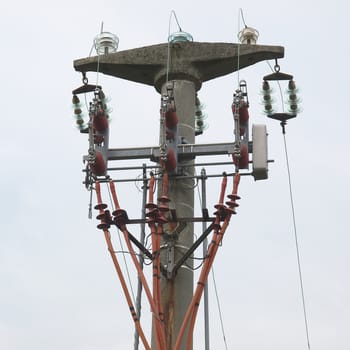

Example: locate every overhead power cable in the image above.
[283,134,311,350]
[106,183,137,305]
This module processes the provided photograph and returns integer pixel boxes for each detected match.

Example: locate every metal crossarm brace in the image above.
[169,223,215,279]
[83,142,238,163]
[126,229,153,260]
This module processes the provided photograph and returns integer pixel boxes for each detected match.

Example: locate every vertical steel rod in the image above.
[134,164,148,350]
[201,168,210,350]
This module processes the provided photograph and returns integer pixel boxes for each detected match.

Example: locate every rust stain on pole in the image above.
[164,280,175,350]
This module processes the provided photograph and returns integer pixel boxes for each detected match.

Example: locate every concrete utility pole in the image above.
[74,40,283,350]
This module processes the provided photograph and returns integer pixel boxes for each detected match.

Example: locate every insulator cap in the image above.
[72,95,80,104]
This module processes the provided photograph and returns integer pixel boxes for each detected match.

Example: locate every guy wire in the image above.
[283,134,311,350]
[266,59,311,349]
[212,267,229,350]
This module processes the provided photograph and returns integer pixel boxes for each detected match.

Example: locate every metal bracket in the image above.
[166,240,176,280]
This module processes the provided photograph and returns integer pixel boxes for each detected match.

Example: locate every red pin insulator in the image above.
[158,204,170,212]
[166,129,175,140]
[113,210,128,227]
[213,207,227,218]
[227,193,241,201]
[95,203,107,210]
[145,202,158,209]
[146,217,156,224]
[225,200,239,207]
[165,109,178,128]
[155,214,168,224]
[96,212,106,220]
[93,111,108,132]
[145,208,159,217]
[90,151,107,176]
[225,207,237,215]
[158,194,171,203]
[232,144,249,169]
[232,101,249,123]
[165,148,177,172]
[94,134,104,144]
[97,210,113,222]
[97,222,110,230]
[112,208,127,218]
[212,216,221,230]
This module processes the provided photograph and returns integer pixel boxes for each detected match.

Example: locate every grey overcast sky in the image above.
[1,1,349,349]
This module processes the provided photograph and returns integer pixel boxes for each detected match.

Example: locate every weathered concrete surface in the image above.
[74,42,284,92]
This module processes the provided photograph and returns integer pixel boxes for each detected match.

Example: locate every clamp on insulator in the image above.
[145,207,159,218]
[212,216,221,230]
[112,208,128,227]
[96,210,113,223]
[155,214,168,224]
[213,207,228,221]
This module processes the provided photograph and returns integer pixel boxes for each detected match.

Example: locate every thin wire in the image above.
[95,22,103,87]
[212,267,229,350]
[106,183,137,305]
[166,10,183,84]
[116,228,136,305]
[239,8,248,28]
[113,250,146,258]
[266,60,284,112]
[283,134,311,350]
[237,10,241,86]
[170,10,182,31]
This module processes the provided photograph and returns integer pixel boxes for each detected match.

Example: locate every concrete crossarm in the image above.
[74,42,284,92]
